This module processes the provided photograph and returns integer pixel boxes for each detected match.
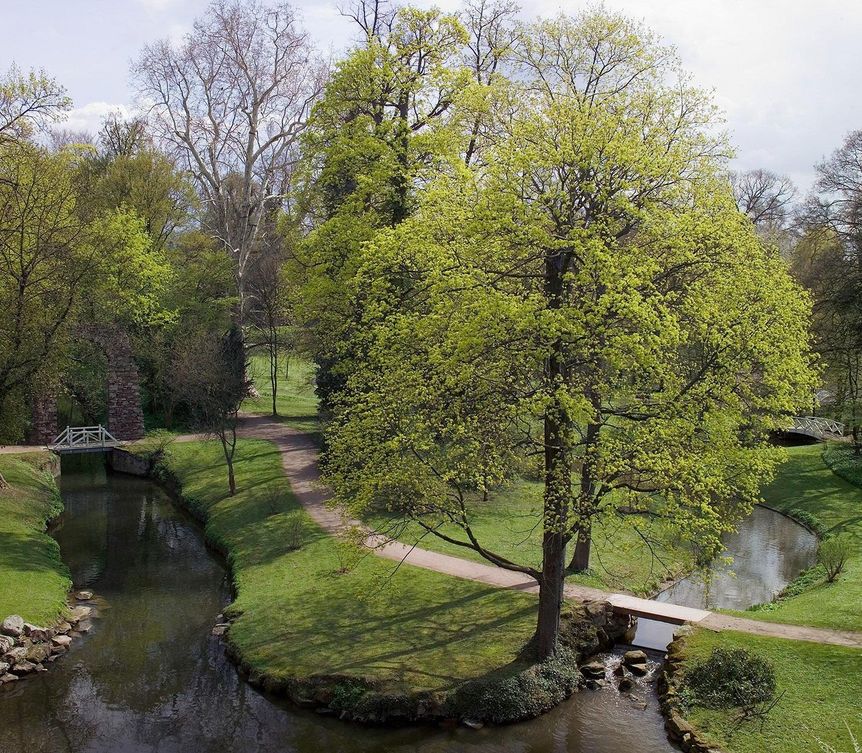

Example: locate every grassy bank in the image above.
[734,444,862,632]
[159,439,542,698]
[370,481,694,597]
[241,354,692,597]
[676,628,862,753]
[242,354,319,435]
[0,453,70,625]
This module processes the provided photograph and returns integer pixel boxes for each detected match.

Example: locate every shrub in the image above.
[283,512,307,551]
[787,508,830,539]
[819,536,852,583]
[333,530,365,574]
[330,681,369,711]
[136,429,176,461]
[824,443,862,488]
[447,647,581,724]
[684,647,777,721]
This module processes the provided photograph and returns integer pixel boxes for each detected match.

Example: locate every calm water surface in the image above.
[0,459,676,753]
[656,505,818,611]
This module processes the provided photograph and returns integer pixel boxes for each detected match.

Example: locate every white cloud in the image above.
[28,0,862,197]
[60,102,136,136]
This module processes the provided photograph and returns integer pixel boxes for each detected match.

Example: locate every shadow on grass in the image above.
[0,529,64,575]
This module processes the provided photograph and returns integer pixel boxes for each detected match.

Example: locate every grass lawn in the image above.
[243,353,320,435]
[241,352,691,597]
[370,480,694,597]
[0,453,71,625]
[731,443,862,632]
[162,439,538,693]
[679,628,862,753]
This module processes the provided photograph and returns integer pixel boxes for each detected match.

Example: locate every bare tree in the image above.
[98,113,150,159]
[731,168,796,229]
[794,131,862,452]
[807,130,862,249]
[133,0,326,338]
[48,129,94,151]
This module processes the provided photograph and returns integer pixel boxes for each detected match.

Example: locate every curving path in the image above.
[8,415,860,648]
[238,414,862,650]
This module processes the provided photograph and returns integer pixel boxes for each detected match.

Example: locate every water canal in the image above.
[0,456,816,753]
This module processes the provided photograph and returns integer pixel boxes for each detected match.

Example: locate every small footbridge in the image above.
[49,425,124,454]
[787,416,845,440]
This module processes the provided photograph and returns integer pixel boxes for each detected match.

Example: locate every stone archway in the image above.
[28,325,145,444]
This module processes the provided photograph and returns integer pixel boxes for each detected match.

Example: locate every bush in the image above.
[819,536,852,583]
[330,680,369,711]
[447,647,581,724]
[824,443,862,488]
[787,508,830,539]
[136,429,176,461]
[684,648,776,720]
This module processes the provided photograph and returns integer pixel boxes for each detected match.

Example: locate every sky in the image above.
[2,0,861,194]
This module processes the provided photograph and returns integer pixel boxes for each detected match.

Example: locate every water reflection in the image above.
[656,505,818,611]
[0,461,676,753]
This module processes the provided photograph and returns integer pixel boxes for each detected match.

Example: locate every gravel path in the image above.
[238,414,862,649]
[8,416,861,648]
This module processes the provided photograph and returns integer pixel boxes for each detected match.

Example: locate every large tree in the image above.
[0,141,164,440]
[134,0,325,337]
[324,10,815,659]
[294,0,471,411]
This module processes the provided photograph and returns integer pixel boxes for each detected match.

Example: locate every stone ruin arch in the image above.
[29,324,145,444]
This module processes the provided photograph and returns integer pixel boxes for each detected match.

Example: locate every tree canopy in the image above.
[322,9,816,657]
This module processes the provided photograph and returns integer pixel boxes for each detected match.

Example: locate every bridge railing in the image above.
[50,425,120,450]
[790,416,845,438]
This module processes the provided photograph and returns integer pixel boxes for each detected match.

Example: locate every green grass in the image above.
[370,480,694,597]
[242,353,320,435]
[161,439,538,693]
[242,353,690,596]
[730,444,862,632]
[679,628,862,753]
[0,453,71,625]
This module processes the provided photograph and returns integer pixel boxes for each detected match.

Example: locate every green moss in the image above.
[0,453,71,625]
[160,439,539,695]
[678,629,862,753]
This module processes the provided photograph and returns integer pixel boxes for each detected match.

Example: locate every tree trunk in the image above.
[227,459,236,496]
[569,524,592,572]
[270,337,279,417]
[536,246,571,660]
[536,530,566,659]
[220,419,238,496]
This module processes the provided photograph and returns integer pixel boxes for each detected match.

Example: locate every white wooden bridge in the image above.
[49,425,124,454]
[787,416,845,440]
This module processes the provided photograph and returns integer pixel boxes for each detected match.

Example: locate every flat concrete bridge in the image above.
[49,425,125,454]
[787,416,845,440]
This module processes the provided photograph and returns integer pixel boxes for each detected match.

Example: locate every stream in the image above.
[0,457,816,753]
